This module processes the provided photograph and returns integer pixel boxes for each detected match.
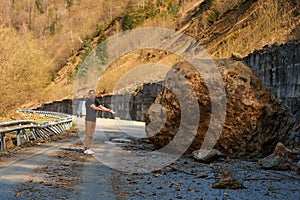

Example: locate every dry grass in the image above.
[191,0,300,58]
[0,26,55,117]
[0,0,299,116]
[96,49,183,95]
[0,0,145,68]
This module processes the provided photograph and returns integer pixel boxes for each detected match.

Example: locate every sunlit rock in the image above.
[258,142,294,170]
[145,59,296,158]
[192,149,223,163]
[212,167,245,189]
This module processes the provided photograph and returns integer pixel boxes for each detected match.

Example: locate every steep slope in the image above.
[0,0,144,69]
[47,0,300,98]
[14,0,300,108]
[180,0,300,57]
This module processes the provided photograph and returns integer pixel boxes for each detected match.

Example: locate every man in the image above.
[84,89,114,155]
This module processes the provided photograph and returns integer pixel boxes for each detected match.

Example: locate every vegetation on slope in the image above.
[0,0,299,117]
[183,0,300,57]
[0,26,55,116]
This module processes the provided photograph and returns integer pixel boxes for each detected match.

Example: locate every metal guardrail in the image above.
[0,110,73,151]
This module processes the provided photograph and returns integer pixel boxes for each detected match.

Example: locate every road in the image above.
[0,118,299,199]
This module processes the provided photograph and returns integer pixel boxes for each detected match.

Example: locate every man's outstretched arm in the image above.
[90,104,114,113]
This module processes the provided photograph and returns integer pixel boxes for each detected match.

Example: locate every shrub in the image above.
[0,26,55,116]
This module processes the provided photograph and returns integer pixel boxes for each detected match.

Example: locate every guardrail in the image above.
[0,110,73,151]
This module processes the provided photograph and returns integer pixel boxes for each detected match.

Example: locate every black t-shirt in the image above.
[85,98,100,122]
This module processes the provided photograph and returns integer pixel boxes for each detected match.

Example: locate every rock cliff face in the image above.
[243,39,300,123]
[145,59,296,158]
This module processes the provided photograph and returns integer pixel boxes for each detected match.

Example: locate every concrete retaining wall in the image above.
[243,39,300,123]
[36,82,164,122]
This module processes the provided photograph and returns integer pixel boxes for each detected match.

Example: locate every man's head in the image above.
[88,90,96,99]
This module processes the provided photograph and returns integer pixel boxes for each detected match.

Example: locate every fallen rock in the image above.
[212,167,245,189]
[296,161,300,174]
[258,142,294,170]
[145,59,296,158]
[192,149,223,163]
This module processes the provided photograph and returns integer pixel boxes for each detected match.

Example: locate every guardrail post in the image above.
[30,128,37,140]
[1,133,5,150]
[22,129,29,141]
[17,130,22,146]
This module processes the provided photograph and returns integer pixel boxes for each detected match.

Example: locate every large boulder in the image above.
[145,59,296,158]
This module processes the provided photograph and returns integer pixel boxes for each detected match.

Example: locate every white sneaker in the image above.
[83,149,95,155]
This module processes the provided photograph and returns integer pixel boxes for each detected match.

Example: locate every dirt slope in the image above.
[36,0,300,104]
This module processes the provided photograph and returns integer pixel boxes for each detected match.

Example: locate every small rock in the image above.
[196,173,208,178]
[15,192,22,198]
[258,142,294,170]
[153,173,163,177]
[212,167,245,189]
[63,163,70,166]
[128,180,139,184]
[265,190,270,196]
[170,182,180,187]
[192,149,223,163]
[25,179,33,184]
[223,192,229,196]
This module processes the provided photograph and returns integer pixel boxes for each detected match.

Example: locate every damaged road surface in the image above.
[0,118,299,199]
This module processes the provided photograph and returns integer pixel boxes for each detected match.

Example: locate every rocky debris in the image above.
[212,167,245,189]
[16,149,84,199]
[192,149,223,163]
[145,59,296,158]
[258,142,295,170]
[296,161,300,174]
[2,124,300,200]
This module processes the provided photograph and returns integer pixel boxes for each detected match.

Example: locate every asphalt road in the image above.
[0,118,299,200]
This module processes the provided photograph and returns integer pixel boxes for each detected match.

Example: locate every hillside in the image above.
[0,0,299,115]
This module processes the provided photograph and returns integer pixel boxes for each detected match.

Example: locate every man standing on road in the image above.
[84,89,114,155]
